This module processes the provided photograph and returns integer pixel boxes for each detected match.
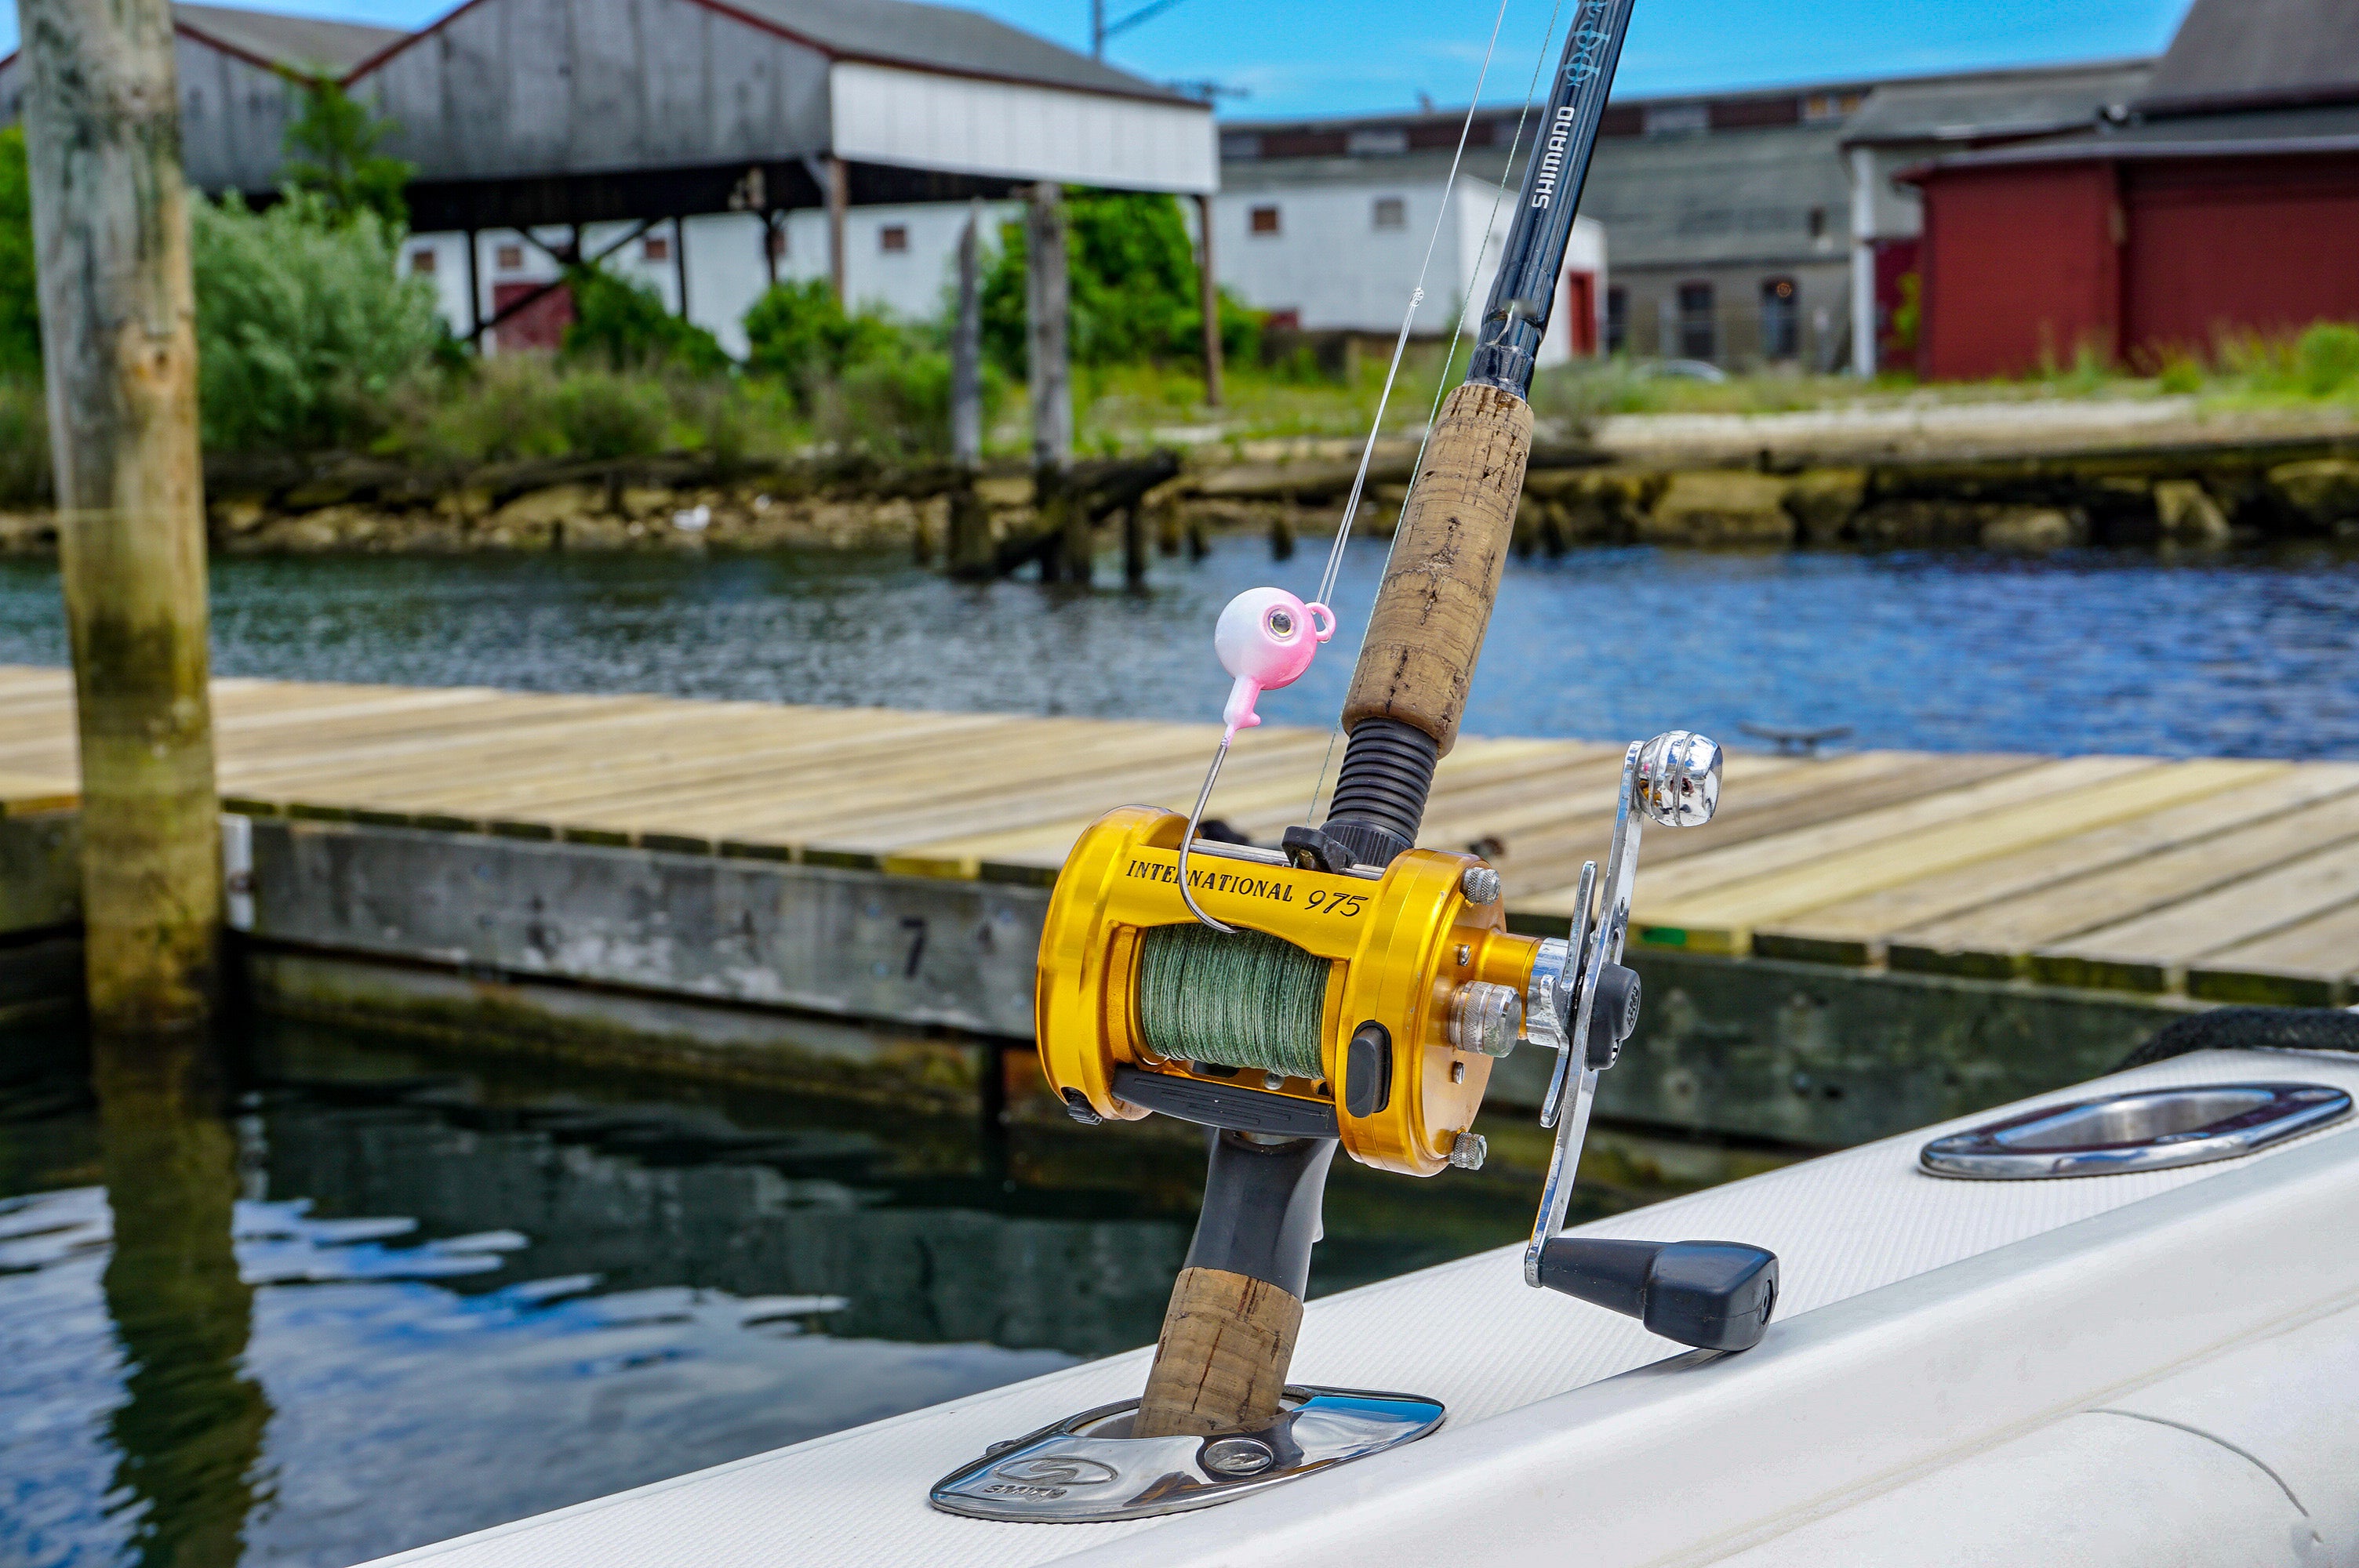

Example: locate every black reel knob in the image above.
[1537,1236,1779,1352]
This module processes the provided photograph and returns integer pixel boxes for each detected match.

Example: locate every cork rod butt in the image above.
[1341,381,1534,756]
[1131,1267,1305,1438]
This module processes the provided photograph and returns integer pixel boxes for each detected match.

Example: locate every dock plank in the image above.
[1893,784,2359,983]
[1760,762,2335,971]
[1632,758,2270,955]
[2188,903,2359,1005]
[2030,836,2359,993]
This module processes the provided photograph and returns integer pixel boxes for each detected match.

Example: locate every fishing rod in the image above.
[935,0,1777,1523]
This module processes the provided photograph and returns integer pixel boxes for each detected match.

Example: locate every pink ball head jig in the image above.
[1216,588,1336,740]
[1180,587,1336,932]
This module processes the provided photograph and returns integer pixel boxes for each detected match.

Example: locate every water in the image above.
[0,1021,1596,1568]
[2,537,2357,758]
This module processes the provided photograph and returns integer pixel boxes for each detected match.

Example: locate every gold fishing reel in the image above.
[1034,804,1551,1176]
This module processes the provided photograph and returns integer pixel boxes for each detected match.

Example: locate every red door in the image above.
[492,281,576,353]
[1561,270,1598,356]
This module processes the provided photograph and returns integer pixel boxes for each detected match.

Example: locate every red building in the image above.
[1903,0,2359,380]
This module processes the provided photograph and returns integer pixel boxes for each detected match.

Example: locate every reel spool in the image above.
[1038,807,1529,1176]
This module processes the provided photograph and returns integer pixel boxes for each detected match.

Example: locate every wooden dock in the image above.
[2,664,2356,1006]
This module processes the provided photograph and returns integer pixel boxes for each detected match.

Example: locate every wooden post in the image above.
[464,227,482,350]
[762,210,779,287]
[21,0,222,1034]
[671,216,689,319]
[1122,505,1146,590]
[948,200,992,579]
[1195,192,1223,408]
[827,156,849,304]
[1026,183,1079,582]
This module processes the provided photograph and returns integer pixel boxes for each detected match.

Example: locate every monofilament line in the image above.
[1303,0,1571,825]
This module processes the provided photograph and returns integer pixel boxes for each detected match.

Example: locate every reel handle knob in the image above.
[1536,1237,1779,1352]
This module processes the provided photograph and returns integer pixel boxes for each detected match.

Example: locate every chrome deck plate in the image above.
[1920,1080,2352,1179]
[929,1385,1445,1523]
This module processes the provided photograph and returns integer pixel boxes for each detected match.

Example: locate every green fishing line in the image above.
[1137,924,1330,1081]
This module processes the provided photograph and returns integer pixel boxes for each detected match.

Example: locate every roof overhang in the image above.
[1896,131,2359,184]
[830,60,1216,194]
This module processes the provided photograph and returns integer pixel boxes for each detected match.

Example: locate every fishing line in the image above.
[1303,0,1571,825]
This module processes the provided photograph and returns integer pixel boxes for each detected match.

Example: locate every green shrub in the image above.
[0,128,39,377]
[980,190,1259,376]
[816,350,958,457]
[551,372,669,459]
[190,191,445,452]
[2294,322,2359,397]
[743,278,900,401]
[562,266,730,375]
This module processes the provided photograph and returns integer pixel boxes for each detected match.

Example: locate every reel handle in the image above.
[1536,1237,1779,1353]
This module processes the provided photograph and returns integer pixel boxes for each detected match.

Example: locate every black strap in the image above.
[2117,1006,2359,1070]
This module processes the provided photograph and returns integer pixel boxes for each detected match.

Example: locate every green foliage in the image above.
[812,348,1011,459]
[2295,322,2359,397]
[742,278,900,402]
[562,266,731,376]
[190,191,445,452]
[0,376,50,506]
[389,356,797,466]
[980,190,1258,377]
[1888,272,1921,353]
[282,80,415,228]
[0,128,39,376]
[2156,350,2205,395]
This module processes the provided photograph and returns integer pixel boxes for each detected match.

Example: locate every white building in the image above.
[1210,153,1605,365]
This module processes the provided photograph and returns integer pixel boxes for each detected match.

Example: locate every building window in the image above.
[879,224,909,253]
[1372,197,1405,230]
[1644,102,1709,136]
[494,243,525,271]
[1802,91,1863,122]
[643,235,671,263]
[1249,205,1281,236]
[410,248,437,276]
[1761,277,1799,360]
[1808,206,1826,240]
[1677,282,1715,361]
[1605,286,1628,354]
[1347,127,1408,156]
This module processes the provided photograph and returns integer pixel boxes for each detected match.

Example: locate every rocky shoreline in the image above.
[0,426,2354,561]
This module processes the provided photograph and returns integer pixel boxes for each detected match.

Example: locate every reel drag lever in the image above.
[1520,731,1779,1354]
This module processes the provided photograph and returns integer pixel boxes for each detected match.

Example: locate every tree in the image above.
[980,188,1258,376]
[0,127,42,375]
[282,78,415,228]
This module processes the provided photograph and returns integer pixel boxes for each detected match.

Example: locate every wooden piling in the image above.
[1121,505,1146,590]
[1194,192,1223,409]
[1026,183,1079,583]
[947,200,991,580]
[20,0,222,1033]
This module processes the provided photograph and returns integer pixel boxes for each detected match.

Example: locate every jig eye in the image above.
[1266,608,1296,639]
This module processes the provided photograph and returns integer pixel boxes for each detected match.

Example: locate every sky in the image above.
[0,0,2196,118]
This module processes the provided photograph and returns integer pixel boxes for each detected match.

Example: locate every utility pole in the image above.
[20,0,223,1033]
[1092,0,1105,56]
[1026,183,1080,583]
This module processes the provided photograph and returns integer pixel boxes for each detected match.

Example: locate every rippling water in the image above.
[0,1022,1583,1568]
[1,537,2354,758]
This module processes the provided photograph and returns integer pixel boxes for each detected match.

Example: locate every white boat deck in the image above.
[364,1045,2359,1568]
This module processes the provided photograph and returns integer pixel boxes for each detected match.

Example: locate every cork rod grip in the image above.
[1341,381,1535,755]
[1131,1267,1303,1438]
